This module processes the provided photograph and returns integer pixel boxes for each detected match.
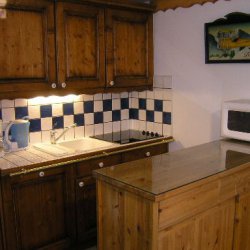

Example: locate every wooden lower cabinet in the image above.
[75,176,97,247]
[96,164,250,250]
[1,166,75,250]
[0,142,168,249]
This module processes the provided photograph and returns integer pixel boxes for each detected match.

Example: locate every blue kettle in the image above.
[4,119,30,151]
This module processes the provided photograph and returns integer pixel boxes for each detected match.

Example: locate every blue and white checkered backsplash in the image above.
[0,86,172,144]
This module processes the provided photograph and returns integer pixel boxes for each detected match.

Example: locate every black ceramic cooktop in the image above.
[91,130,163,144]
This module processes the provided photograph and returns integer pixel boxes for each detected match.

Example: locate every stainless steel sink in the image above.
[33,137,116,156]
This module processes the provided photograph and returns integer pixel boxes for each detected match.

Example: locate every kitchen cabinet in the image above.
[56,2,105,92]
[94,140,250,250]
[0,0,56,98]
[105,8,153,89]
[0,140,169,249]
[1,166,75,250]
[75,154,122,248]
[0,0,153,99]
[75,176,97,247]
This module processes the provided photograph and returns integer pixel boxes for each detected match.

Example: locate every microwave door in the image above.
[227,110,250,133]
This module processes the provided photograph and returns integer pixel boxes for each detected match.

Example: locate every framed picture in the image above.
[205,12,250,63]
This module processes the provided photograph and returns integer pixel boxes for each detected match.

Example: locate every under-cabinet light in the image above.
[28,95,78,105]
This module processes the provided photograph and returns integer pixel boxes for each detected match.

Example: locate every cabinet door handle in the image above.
[79,181,85,188]
[61,82,67,88]
[51,83,57,89]
[109,81,115,86]
[145,152,151,157]
[39,171,45,177]
[99,162,104,168]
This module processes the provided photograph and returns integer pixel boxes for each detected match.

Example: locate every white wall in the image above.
[154,0,250,151]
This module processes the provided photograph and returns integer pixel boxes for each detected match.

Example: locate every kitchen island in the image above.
[94,139,250,250]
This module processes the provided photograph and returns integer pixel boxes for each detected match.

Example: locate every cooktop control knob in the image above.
[146,131,150,136]
[150,132,154,136]
[142,130,146,135]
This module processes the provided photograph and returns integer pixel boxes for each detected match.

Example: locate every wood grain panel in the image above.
[76,154,122,177]
[158,199,235,250]
[97,180,158,250]
[0,0,55,97]
[56,2,105,91]
[159,180,220,230]
[0,10,44,79]
[106,9,153,88]
[2,166,75,249]
[76,176,97,245]
[234,192,250,250]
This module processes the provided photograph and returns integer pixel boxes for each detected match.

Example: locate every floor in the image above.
[85,247,97,250]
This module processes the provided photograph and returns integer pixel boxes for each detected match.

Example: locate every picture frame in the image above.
[205,12,250,63]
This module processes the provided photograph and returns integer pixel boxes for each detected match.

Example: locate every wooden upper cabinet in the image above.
[56,2,105,92]
[0,1,153,98]
[0,0,55,97]
[105,9,153,89]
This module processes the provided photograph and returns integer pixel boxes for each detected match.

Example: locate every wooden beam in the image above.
[155,0,229,11]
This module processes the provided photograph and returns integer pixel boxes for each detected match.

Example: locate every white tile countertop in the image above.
[0,136,173,176]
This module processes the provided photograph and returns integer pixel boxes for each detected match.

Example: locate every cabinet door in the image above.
[0,0,56,98]
[106,8,153,89]
[56,2,105,92]
[2,167,75,250]
[76,176,97,246]
[158,199,235,250]
[234,192,250,250]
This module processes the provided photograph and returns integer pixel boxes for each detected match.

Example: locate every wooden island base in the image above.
[94,140,250,250]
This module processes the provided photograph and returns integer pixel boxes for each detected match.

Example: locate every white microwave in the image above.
[221,99,250,141]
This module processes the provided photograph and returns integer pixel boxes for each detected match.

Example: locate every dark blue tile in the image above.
[139,98,146,110]
[0,109,2,119]
[52,116,64,129]
[29,119,41,132]
[94,112,103,124]
[63,103,74,115]
[103,99,112,112]
[15,107,28,119]
[154,100,163,112]
[112,110,121,122]
[40,105,52,118]
[121,98,129,109]
[74,114,84,126]
[129,109,139,119]
[84,101,94,113]
[163,112,171,124]
[146,111,154,122]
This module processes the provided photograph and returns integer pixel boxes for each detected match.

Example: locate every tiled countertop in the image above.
[0,136,173,176]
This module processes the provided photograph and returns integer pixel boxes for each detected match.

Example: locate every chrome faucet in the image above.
[50,123,77,144]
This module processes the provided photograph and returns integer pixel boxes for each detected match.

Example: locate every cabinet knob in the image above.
[51,83,57,89]
[61,82,67,88]
[99,162,104,168]
[39,171,45,177]
[109,81,115,86]
[79,181,85,188]
[145,152,151,157]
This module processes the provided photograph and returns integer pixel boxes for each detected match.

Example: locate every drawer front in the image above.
[76,154,122,177]
[122,143,168,163]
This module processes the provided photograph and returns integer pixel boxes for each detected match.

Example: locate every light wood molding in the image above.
[155,0,230,11]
